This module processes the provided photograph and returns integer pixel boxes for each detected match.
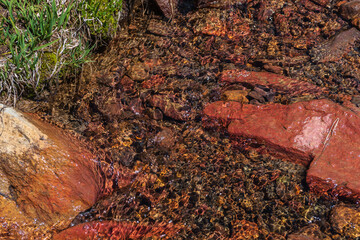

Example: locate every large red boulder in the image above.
[0,105,102,238]
[203,99,360,201]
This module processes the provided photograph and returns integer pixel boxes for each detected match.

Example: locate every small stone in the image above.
[339,0,360,21]
[129,98,143,116]
[129,62,149,81]
[149,95,195,121]
[248,90,266,103]
[155,0,178,19]
[147,19,174,36]
[154,128,177,149]
[223,90,249,103]
[330,205,360,238]
[287,224,331,240]
[142,75,165,89]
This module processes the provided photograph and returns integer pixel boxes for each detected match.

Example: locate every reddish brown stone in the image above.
[203,99,360,201]
[197,0,247,9]
[311,28,360,63]
[155,0,178,19]
[154,128,177,149]
[53,220,180,240]
[149,95,195,121]
[339,0,360,21]
[141,75,165,89]
[311,0,331,7]
[287,223,331,240]
[220,70,323,97]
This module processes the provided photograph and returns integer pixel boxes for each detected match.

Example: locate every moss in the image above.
[80,0,123,41]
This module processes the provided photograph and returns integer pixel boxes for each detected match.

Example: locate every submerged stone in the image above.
[0,105,101,237]
[53,220,180,239]
[220,70,323,97]
[287,223,331,240]
[203,99,360,201]
[155,0,178,19]
[330,204,360,238]
[310,28,360,63]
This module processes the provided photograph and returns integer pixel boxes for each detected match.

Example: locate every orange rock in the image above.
[0,105,102,237]
[330,205,360,238]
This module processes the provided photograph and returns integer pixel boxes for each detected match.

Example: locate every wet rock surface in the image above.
[53,220,179,239]
[220,70,324,97]
[330,204,360,238]
[287,223,331,240]
[11,0,360,238]
[0,105,101,238]
[204,98,360,201]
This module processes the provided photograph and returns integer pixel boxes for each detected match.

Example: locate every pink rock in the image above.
[203,99,360,200]
[220,70,324,97]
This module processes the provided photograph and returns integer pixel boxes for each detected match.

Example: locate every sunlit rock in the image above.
[203,99,360,201]
[0,104,101,237]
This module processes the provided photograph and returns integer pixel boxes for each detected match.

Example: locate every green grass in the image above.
[80,0,123,41]
[0,0,122,105]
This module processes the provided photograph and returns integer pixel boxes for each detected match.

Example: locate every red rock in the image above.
[53,220,180,240]
[203,99,360,201]
[142,75,165,89]
[149,95,195,121]
[155,0,178,19]
[220,70,323,97]
[204,100,331,165]
[306,110,360,200]
[0,105,102,237]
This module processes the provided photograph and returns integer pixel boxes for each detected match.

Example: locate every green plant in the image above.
[0,0,97,105]
[80,0,123,41]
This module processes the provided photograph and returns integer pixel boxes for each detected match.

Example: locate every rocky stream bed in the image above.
[1,0,360,239]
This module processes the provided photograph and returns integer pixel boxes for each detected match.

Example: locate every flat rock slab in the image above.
[203,99,360,201]
[220,70,324,97]
[0,105,102,237]
[53,220,180,239]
